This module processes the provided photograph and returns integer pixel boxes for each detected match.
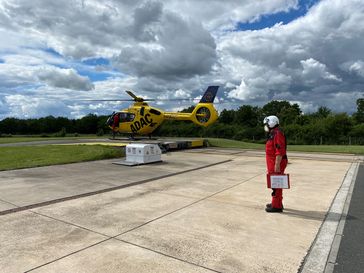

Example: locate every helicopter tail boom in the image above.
[164,86,219,127]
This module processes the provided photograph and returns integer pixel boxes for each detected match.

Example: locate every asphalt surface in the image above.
[333,163,364,273]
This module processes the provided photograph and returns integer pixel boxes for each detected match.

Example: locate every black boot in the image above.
[265,206,283,213]
[266,203,284,209]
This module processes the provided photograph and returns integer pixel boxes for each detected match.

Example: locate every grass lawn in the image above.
[0,135,107,144]
[0,145,124,171]
[208,138,364,155]
[1,137,362,171]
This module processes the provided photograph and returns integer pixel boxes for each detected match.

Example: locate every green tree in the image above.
[76,114,99,134]
[324,113,353,144]
[280,104,301,126]
[261,100,301,126]
[312,106,332,119]
[234,105,260,127]
[262,101,291,117]
[302,120,329,144]
[0,118,22,134]
[219,109,235,124]
[353,98,364,124]
[349,124,364,144]
[285,124,305,144]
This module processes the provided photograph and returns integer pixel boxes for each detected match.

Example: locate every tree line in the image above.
[1,99,364,145]
[0,114,109,137]
[155,99,364,145]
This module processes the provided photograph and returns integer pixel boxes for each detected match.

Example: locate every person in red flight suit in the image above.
[263,115,288,213]
[112,113,120,139]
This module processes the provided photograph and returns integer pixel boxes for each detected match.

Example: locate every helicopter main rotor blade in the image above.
[156,98,199,101]
[125,90,138,100]
[81,99,135,102]
[81,99,160,102]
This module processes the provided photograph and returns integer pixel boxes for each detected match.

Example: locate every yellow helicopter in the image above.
[104,86,219,138]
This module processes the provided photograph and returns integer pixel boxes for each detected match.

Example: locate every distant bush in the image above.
[54,127,67,137]
[96,129,104,136]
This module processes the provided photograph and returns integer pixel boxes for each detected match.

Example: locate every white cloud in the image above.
[218,0,364,111]
[174,89,191,99]
[1,0,364,119]
[228,80,251,101]
[341,60,364,78]
[157,88,191,100]
[37,67,94,91]
[0,98,9,116]
[113,3,217,79]
[324,91,363,113]
[4,94,70,118]
[0,63,37,88]
[300,58,341,83]
[165,0,298,31]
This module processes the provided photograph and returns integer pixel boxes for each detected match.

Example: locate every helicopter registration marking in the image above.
[130,113,156,133]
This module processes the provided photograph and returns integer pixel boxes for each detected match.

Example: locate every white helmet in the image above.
[263,115,279,129]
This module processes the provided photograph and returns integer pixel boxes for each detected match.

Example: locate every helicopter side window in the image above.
[140,107,145,116]
[119,113,128,122]
[120,113,135,122]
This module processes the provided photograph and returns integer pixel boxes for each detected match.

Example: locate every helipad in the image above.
[0,148,360,273]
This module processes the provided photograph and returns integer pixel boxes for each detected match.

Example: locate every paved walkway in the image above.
[0,148,360,273]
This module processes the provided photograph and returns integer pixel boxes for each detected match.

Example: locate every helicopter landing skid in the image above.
[109,137,159,141]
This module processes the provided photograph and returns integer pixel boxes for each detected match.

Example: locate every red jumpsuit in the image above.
[112,114,120,131]
[266,127,288,209]
[112,114,120,139]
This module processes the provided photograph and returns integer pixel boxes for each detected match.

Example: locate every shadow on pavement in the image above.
[283,208,355,222]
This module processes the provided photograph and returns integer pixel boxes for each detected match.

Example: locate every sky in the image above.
[0,0,363,120]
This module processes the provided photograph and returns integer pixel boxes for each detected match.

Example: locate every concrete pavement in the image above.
[0,148,359,273]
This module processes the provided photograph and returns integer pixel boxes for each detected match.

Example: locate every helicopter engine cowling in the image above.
[191,103,218,127]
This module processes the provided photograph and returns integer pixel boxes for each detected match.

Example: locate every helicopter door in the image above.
[106,115,114,126]
[106,112,118,126]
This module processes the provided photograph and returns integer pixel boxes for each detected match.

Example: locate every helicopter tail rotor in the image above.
[191,104,218,127]
[190,86,219,127]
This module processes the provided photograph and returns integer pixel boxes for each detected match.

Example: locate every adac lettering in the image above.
[130,113,154,133]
